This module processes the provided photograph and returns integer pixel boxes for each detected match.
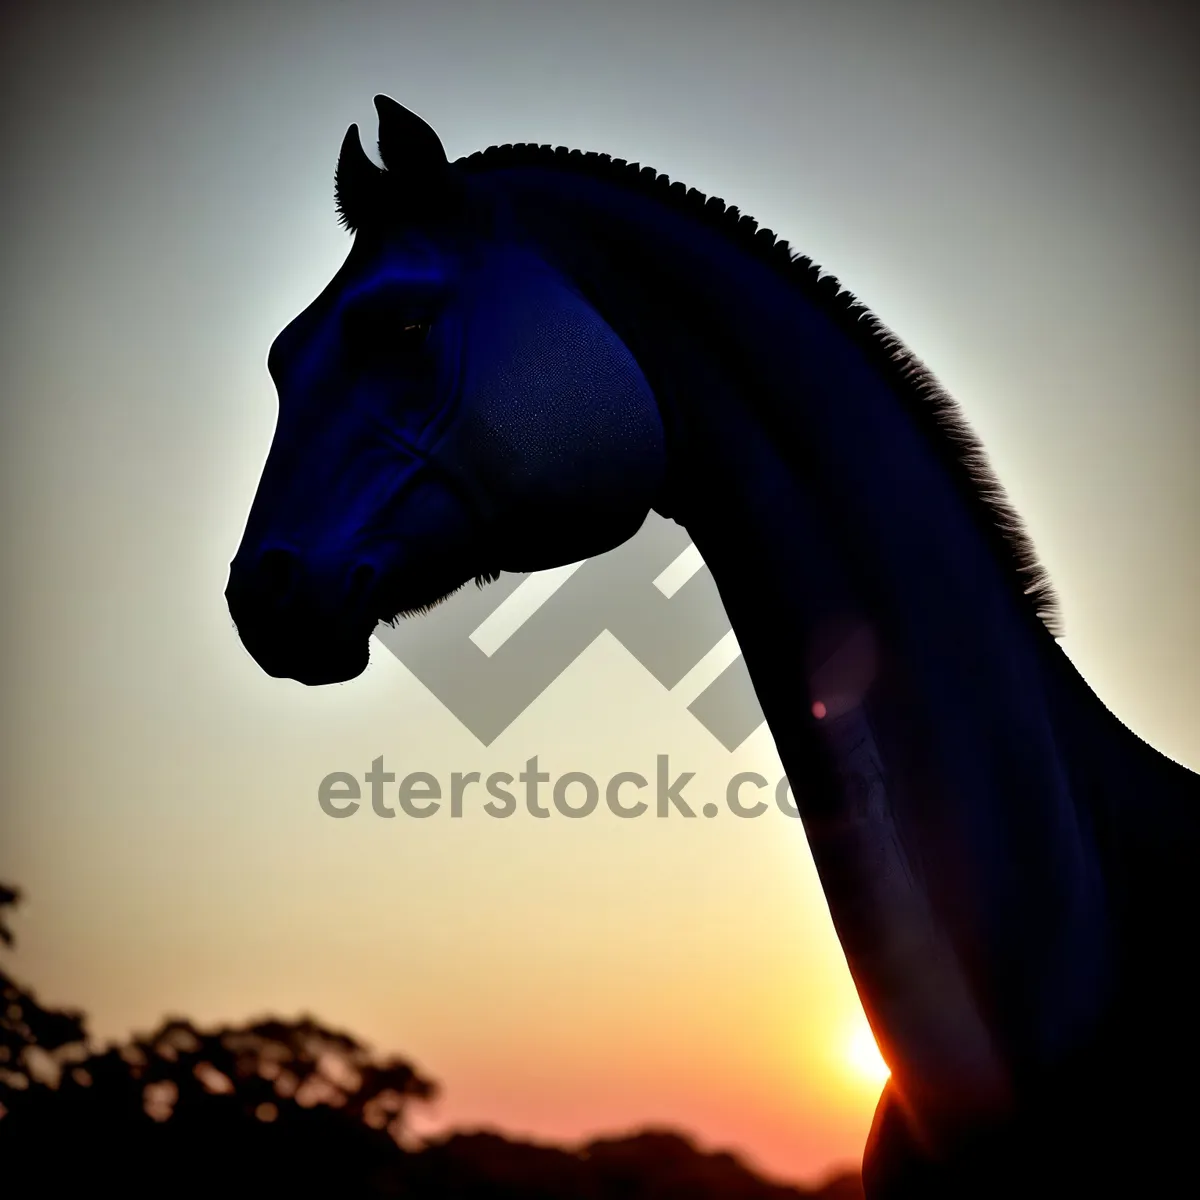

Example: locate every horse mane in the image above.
[447,142,1063,639]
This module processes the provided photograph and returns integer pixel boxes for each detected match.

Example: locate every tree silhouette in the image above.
[0,883,89,1116]
[0,881,439,1195]
[0,880,863,1198]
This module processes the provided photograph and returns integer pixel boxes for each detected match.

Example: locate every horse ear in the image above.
[374,95,449,176]
[334,123,384,231]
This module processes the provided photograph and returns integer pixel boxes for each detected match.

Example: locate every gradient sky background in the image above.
[1,0,1197,1184]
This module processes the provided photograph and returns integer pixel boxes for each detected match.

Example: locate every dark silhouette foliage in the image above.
[0,881,862,1198]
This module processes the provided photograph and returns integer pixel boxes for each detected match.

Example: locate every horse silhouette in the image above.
[226,97,1198,1196]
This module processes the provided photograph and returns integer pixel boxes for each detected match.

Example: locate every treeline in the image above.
[0,881,862,1198]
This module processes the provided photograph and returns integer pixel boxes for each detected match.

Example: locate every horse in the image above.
[226,96,1199,1195]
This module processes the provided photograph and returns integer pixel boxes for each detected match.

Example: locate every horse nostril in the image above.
[254,547,300,606]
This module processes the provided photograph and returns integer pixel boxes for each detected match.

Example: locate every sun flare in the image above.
[847,1020,891,1087]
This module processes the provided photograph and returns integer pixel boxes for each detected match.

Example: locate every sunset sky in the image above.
[1,0,1197,1185]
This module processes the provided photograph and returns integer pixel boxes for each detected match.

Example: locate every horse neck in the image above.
[675,341,1121,1138]
[488,163,1148,1141]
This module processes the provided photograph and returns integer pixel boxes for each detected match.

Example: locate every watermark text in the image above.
[317,755,800,820]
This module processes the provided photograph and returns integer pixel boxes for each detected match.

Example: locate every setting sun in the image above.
[847,1019,891,1087]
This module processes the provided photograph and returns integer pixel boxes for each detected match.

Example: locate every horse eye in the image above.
[398,321,430,349]
[344,310,431,366]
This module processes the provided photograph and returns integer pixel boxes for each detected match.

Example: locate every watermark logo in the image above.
[317,755,799,820]
[373,513,764,749]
